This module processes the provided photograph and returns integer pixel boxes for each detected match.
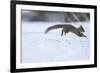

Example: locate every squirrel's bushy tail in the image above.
[45,25,64,33]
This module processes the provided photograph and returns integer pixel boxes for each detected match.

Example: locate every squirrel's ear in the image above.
[79,25,85,32]
[80,25,83,28]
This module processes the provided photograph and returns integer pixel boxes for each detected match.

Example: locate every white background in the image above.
[0,0,99,73]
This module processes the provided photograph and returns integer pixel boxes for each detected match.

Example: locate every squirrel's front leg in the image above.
[61,29,63,36]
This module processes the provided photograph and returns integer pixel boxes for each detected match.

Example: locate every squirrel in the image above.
[45,24,86,37]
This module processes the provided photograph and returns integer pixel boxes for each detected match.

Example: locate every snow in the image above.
[21,21,90,64]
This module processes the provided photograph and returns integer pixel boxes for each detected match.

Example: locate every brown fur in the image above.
[45,24,86,37]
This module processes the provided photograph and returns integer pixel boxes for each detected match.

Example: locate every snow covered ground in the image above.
[21,21,90,64]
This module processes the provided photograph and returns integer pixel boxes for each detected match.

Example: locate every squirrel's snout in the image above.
[83,35,87,37]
